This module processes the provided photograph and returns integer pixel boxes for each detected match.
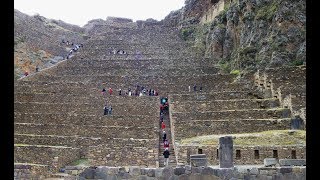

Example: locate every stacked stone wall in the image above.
[14,164,50,179]
[77,166,306,180]
[177,145,306,165]
[14,145,80,167]
[88,139,159,167]
[15,124,158,139]
[173,119,291,140]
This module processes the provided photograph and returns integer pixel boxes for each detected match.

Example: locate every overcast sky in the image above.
[14,0,186,27]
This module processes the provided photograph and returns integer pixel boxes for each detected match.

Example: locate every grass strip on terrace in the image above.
[179,130,306,146]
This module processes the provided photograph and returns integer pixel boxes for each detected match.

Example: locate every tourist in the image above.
[109,88,113,95]
[163,148,170,167]
[35,66,39,72]
[199,85,202,92]
[162,130,167,143]
[193,84,197,91]
[108,105,112,115]
[24,71,29,77]
[164,139,169,149]
[101,88,106,96]
[119,89,122,96]
[161,121,166,130]
[188,85,191,92]
[103,105,108,115]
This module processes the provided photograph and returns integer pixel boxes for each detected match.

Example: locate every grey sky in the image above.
[14,0,186,27]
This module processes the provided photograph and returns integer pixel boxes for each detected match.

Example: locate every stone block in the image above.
[279,159,306,166]
[155,168,163,178]
[106,167,119,175]
[219,136,234,168]
[191,166,203,174]
[279,167,292,174]
[162,167,174,179]
[174,167,185,176]
[147,168,155,177]
[190,157,207,167]
[201,167,214,175]
[264,158,278,167]
[129,166,141,176]
[249,168,259,175]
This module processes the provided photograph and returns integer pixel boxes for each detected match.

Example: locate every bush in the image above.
[180,28,195,41]
[230,69,240,76]
[255,1,279,21]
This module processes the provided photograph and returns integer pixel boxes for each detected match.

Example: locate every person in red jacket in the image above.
[109,88,113,95]
[161,121,166,130]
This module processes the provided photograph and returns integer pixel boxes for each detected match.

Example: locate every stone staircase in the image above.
[158,109,177,167]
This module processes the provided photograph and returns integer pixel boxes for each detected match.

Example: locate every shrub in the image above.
[230,69,241,76]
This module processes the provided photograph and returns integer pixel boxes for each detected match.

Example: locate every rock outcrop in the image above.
[162,0,306,73]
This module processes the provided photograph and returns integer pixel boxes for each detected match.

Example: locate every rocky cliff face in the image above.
[163,0,306,73]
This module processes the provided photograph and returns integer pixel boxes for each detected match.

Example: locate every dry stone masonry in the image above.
[14,1,305,178]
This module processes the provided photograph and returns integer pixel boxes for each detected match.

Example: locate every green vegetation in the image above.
[218,61,231,73]
[180,28,195,41]
[180,130,306,146]
[255,1,279,21]
[239,46,257,56]
[230,69,240,76]
[291,59,304,66]
[69,158,90,166]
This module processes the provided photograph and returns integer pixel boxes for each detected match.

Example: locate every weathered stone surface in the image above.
[191,166,203,174]
[129,166,141,176]
[174,167,186,176]
[201,167,215,175]
[155,168,163,178]
[162,167,174,180]
[264,158,278,167]
[219,136,234,168]
[279,159,306,166]
[190,154,207,167]
[279,167,293,174]
[147,168,156,177]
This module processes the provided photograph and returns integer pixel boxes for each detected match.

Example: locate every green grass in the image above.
[230,69,240,76]
[180,130,306,146]
[68,158,90,166]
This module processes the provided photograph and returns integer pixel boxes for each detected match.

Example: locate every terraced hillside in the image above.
[14,19,306,178]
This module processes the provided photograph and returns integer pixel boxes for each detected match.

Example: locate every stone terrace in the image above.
[14,20,306,178]
[169,66,306,165]
[14,23,212,177]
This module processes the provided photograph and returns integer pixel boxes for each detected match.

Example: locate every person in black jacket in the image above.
[163,148,170,167]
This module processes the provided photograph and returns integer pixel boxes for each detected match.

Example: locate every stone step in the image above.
[169,91,263,102]
[14,102,159,116]
[22,74,237,84]
[171,98,280,112]
[14,92,159,104]
[15,113,159,127]
[48,66,219,76]
[173,118,292,140]
[15,134,157,149]
[171,108,291,121]
[15,123,158,139]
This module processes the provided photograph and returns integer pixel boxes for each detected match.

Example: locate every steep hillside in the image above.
[14,9,85,79]
[162,0,306,73]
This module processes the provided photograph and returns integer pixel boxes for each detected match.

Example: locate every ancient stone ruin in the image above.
[14,0,306,179]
